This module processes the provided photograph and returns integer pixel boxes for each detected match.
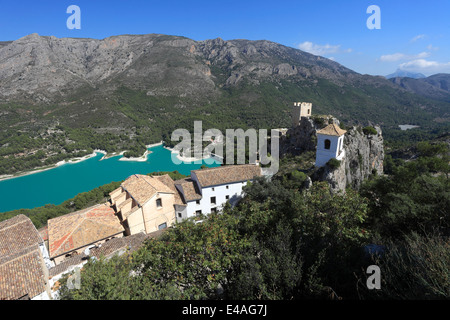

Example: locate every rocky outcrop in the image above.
[313,125,384,193]
[281,116,384,193]
[343,126,384,189]
[280,116,340,155]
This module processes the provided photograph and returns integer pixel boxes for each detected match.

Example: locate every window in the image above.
[324,139,331,150]
[156,198,162,208]
[158,222,167,230]
[178,212,182,218]
[226,185,229,189]
[196,200,200,205]
[195,210,202,216]
[210,196,216,205]
[212,187,215,191]
[225,195,229,200]
[211,208,217,214]
[307,109,310,114]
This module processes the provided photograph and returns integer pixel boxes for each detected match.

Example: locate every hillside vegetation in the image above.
[0,34,449,175]
[58,141,449,300]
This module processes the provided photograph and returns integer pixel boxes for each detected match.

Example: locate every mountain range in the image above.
[0,33,449,173]
[385,69,426,79]
[388,73,450,102]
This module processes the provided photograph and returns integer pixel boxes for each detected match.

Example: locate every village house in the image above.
[0,215,53,300]
[48,231,156,299]
[47,203,125,265]
[109,174,183,235]
[110,164,262,235]
[174,164,262,222]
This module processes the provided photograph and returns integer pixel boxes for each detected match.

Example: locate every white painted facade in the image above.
[175,179,249,222]
[39,242,54,269]
[315,133,345,167]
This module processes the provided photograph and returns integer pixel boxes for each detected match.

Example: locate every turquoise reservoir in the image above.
[0,145,220,213]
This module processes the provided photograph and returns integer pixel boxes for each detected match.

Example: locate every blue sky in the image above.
[1,0,449,76]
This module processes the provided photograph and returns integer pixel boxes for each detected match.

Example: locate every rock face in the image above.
[389,73,450,102]
[343,126,384,189]
[280,116,340,155]
[316,125,384,193]
[0,32,407,105]
[281,117,384,193]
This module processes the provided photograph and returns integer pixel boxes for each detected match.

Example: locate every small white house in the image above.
[174,164,262,222]
[315,123,347,167]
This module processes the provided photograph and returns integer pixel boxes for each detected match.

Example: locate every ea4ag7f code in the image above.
[226,305,267,316]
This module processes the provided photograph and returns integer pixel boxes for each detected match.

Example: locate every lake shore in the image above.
[164,146,209,162]
[0,142,165,182]
[118,141,163,162]
[0,149,106,182]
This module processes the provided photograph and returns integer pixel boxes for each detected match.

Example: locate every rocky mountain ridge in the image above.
[0,33,447,176]
[389,73,450,102]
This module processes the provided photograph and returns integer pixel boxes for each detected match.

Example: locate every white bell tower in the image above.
[315,123,347,167]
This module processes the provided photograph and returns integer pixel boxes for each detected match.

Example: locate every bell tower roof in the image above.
[316,123,347,137]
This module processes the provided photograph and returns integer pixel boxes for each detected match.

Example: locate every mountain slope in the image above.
[389,73,450,102]
[0,33,449,175]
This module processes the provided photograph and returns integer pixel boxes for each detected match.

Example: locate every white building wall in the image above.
[315,134,345,167]
[31,290,51,300]
[183,181,248,218]
[39,242,55,269]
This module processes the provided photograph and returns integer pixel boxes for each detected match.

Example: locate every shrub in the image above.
[363,233,450,299]
[363,126,377,135]
[312,116,325,126]
[327,158,341,170]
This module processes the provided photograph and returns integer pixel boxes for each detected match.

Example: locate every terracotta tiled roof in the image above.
[38,226,48,242]
[48,204,124,259]
[121,174,174,206]
[48,253,87,278]
[90,232,148,259]
[0,245,48,300]
[316,123,347,136]
[49,233,151,278]
[0,214,44,258]
[153,175,184,206]
[0,215,48,300]
[118,197,133,210]
[109,187,123,197]
[192,164,262,188]
[174,178,202,202]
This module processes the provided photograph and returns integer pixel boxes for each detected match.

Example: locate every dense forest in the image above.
[1,80,449,176]
[55,141,449,300]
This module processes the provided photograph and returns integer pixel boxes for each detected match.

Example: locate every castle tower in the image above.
[292,102,312,127]
[315,123,347,167]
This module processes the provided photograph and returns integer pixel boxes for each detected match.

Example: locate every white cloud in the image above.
[398,59,450,75]
[410,34,426,42]
[379,51,430,62]
[427,44,439,51]
[298,41,351,57]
